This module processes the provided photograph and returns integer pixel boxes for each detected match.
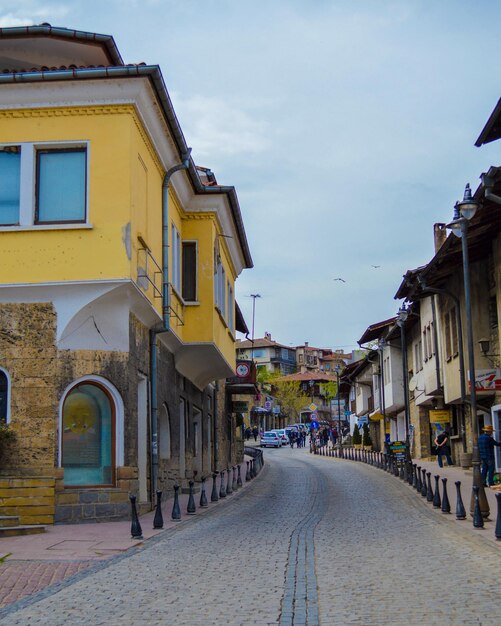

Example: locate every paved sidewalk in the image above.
[311,444,501,547]
[0,459,255,608]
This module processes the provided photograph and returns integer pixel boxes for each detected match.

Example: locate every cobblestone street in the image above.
[1,448,500,626]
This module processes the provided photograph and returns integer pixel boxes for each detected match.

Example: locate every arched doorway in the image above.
[61,381,116,486]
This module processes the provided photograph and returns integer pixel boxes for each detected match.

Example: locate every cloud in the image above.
[0,2,70,27]
[171,92,271,163]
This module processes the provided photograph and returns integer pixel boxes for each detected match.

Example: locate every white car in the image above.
[260,431,282,448]
[271,429,288,445]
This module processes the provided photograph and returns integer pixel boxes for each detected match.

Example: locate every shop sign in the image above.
[233,401,248,412]
[390,441,407,462]
[429,409,451,424]
[468,369,501,392]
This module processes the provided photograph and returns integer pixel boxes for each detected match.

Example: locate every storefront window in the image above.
[62,383,114,486]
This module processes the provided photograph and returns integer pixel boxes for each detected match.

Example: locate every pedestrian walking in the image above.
[252,427,258,442]
[434,429,453,467]
[478,424,501,487]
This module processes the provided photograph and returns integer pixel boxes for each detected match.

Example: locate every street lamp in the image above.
[249,294,261,364]
[335,363,343,458]
[396,304,411,478]
[446,184,489,518]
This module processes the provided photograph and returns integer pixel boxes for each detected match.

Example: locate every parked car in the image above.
[260,431,282,448]
[271,429,288,445]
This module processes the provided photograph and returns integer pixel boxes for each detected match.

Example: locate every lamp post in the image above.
[335,363,343,458]
[446,184,489,518]
[249,294,261,364]
[396,304,411,478]
[249,294,261,430]
[378,337,387,454]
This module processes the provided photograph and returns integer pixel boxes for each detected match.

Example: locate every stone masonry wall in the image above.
[0,303,58,475]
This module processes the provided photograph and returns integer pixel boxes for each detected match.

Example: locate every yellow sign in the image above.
[309,403,317,411]
[429,409,451,424]
[369,411,384,421]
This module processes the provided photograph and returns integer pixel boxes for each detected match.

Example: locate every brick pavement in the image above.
[0,446,500,625]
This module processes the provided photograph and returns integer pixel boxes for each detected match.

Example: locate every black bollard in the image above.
[416,466,422,492]
[211,472,219,502]
[426,473,433,503]
[455,481,466,520]
[200,476,208,508]
[153,490,164,529]
[219,470,227,498]
[130,494,143,539]
[495,493,501,540]
[412,464,418,488]
[393,459,399,477]
[421,469,427,497]
[245,460,251,482]
[407,462,413,485]
[399,464,404,480]
[441,478,451,514]
[433,475,441,509]
[187,480,196,515]
[172,484,181,521]
[232,466,238,490]
[226,467,233,495]
[237,464,243,488]
[472,485,484,529]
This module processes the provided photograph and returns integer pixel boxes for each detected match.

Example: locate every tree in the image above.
[271,380,309,423]
[352,423,362,445]
[362,423,372,447]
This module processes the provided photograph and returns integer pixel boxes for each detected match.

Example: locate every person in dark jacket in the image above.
[478,424,501,487]
[434,429,453,467]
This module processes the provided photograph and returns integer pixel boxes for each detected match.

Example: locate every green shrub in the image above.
[362,423,372,446]
[352,424,362,445]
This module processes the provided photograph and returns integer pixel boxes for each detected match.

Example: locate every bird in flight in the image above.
[333,278,346,283]
[371,265,381,268]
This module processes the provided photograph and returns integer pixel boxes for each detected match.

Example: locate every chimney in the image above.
[265,332,272,341]
[434,223,447,253]
[305,341,309,347]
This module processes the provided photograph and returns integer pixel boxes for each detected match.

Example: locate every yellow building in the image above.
[0,25,252,525]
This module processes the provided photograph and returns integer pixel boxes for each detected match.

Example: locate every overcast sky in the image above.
[2,1,501,351]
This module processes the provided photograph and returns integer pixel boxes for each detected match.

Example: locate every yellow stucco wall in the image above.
[0,104,236,367]
[0,105,167,317]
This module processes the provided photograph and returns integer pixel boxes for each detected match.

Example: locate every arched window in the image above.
[159,403,171,460]
[0,369,9,424]
[61,381,115,486]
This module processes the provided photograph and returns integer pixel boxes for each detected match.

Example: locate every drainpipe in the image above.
[150,150,191,501]
[213,382,219,471]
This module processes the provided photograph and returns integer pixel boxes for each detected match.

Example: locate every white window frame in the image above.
[171,223,181,293]
[0,141,90,230]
